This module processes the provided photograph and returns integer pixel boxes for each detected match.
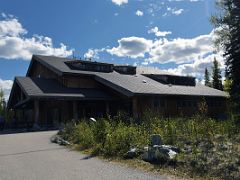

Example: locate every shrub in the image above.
[59,112,240,179]
[60,121,76,141]
[75,121,95,149]
[103,123,139,157]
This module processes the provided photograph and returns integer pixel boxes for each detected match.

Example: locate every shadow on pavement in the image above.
[80,154,97,160]
[0,147,65,157]
[0,128,59,135]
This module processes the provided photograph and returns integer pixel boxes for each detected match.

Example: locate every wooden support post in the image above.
[73,101,78,120]
[106,101,110,115]
[132,97,139,119]
[33,100,40,129]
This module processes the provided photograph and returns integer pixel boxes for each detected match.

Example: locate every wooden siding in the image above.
[62,75,100,88]
[28,61,59,80]
[132,96,227,118]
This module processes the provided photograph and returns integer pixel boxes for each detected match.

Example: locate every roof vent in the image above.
[142,80,147,83]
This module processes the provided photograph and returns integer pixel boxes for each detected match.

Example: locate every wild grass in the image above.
[59,112,240,179]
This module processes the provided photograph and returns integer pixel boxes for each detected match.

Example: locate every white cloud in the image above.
[148,27,172,37]
[166,52,224,79]
[0,78,13,100]
[84,48,105,59]
[0,18,27,37]
[172,8,184,15]
[135,10,144,16]
[105,30,218,65]
[166,7,184,16]
[104,29,224,80]
[0,14,73,60]
[147,30,215,64]
[168,0,202,1]
[106,37,152,58]
[0,79,12,90]
[111,0,128,6]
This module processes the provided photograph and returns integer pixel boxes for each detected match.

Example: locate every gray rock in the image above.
[124,148,144,159]
[51,135,71,146]
[142,145,178,163]
[150,134,163,146]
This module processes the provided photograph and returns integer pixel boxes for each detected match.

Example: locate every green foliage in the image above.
[204,68,211,87]
[92,119,109,147]
[197,98,208,116]
[211,0,240,113]
[224,78,232,93]
[0,89,5,116]
[74,121,95,149]
[60,113,239,154]
[211,57,223,90]
[104,123,139,156]
[60,113,240,178]
[59,121,77,141]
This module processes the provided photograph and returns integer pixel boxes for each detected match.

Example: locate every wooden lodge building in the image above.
[7,55,227,128]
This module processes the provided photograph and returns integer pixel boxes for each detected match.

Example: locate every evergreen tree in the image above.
[204,68,211,87]
[224,78,232,93]
[212,58,223,90]
[211,0,240,112]
[0,89,5,116]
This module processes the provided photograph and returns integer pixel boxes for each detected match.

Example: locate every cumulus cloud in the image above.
[105,30,217,65]
[168,0,202,1]
[148,27,172,37]
[84,48,105,59]
[166,7,184,16]
[106,37,152,58]
[104,29,224,80]
[112,0,128,6]
[147,30,215,64]
[135,10,144,16]
[166,52,225,79]
[0,14,73,60]
[0,78,13,100]
[0,18,27,37]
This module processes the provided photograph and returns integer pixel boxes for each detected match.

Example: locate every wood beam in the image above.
[106,101,110,115]
[73,101,78,120]
[33,100,40,128]
[132,97,139,119]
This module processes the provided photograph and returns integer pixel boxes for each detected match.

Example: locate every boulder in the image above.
[150,134,163,146]
[124,148,144,159]
[142,145,178,163]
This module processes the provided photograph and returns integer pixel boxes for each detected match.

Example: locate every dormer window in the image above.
[65,60,114,73]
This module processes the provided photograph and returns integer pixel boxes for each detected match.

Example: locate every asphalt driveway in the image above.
[0,131,171,180]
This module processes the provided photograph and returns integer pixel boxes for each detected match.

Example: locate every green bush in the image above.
[73,121,95,149]
[103,123,140,156]
[59,113,240,179]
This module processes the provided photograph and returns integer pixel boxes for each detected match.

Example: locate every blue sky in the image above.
[0,0,224,99]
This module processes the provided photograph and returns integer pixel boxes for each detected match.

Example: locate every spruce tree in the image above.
[211,0,240,112]
[204,68,211,87]
[0,89,4,116]
[212,58,223,90]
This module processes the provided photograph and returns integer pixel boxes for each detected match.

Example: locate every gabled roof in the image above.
[27,55,227,98]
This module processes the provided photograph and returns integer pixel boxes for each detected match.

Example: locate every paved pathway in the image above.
[0,131,171,180]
